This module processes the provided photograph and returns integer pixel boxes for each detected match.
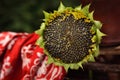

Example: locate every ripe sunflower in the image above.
[36,2,105,71]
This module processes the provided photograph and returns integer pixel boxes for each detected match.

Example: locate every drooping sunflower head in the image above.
[36,3,105,71]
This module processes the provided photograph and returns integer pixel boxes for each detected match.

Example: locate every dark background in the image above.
[0,0,81,33]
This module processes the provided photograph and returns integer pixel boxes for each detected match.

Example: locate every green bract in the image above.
[36,2,105,71]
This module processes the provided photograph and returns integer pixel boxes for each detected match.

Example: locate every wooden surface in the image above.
[84,62,120,72]
[100,46,120,55]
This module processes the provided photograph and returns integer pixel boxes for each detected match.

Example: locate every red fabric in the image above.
[0,32,66,80]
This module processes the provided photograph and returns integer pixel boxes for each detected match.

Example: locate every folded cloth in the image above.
[0,32,66,80]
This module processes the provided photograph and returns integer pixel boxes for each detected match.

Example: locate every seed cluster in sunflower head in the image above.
[36,2,105,71]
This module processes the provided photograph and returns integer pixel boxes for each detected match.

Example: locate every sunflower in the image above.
[36,2,105,71]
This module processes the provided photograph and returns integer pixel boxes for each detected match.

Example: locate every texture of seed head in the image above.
[43,14,94,63]
[36,3,105,71]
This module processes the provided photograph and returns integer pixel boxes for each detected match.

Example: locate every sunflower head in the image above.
[36,2,105,71]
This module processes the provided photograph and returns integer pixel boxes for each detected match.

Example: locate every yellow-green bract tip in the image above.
[91,35,97,43]
[36,23,46,35]
[70,64,79,70]
[94,20,102,29]
[81,4,91,16]
[75,4,82,10]
[88,11,94,21]
[78,62,83,69]
[37,36,44,47]
[43,11,50,20]
[94,45,99,57]
[88,54,95,62]
[35,23,46,47]
[64,65,69,72]
[96,29,106,43]
[58,2,65,12]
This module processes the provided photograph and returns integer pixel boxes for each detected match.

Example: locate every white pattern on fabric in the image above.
[21,44,34,69]
[0,56,12,79]
[23,52,44,80]
[0,32,66,80]
[0,35,11,47]
[0,32,17,55]
[7,38,17,50]
[36,57,48,78]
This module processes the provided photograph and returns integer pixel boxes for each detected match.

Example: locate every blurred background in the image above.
[0,0,120,80]
[0,0,81,33]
